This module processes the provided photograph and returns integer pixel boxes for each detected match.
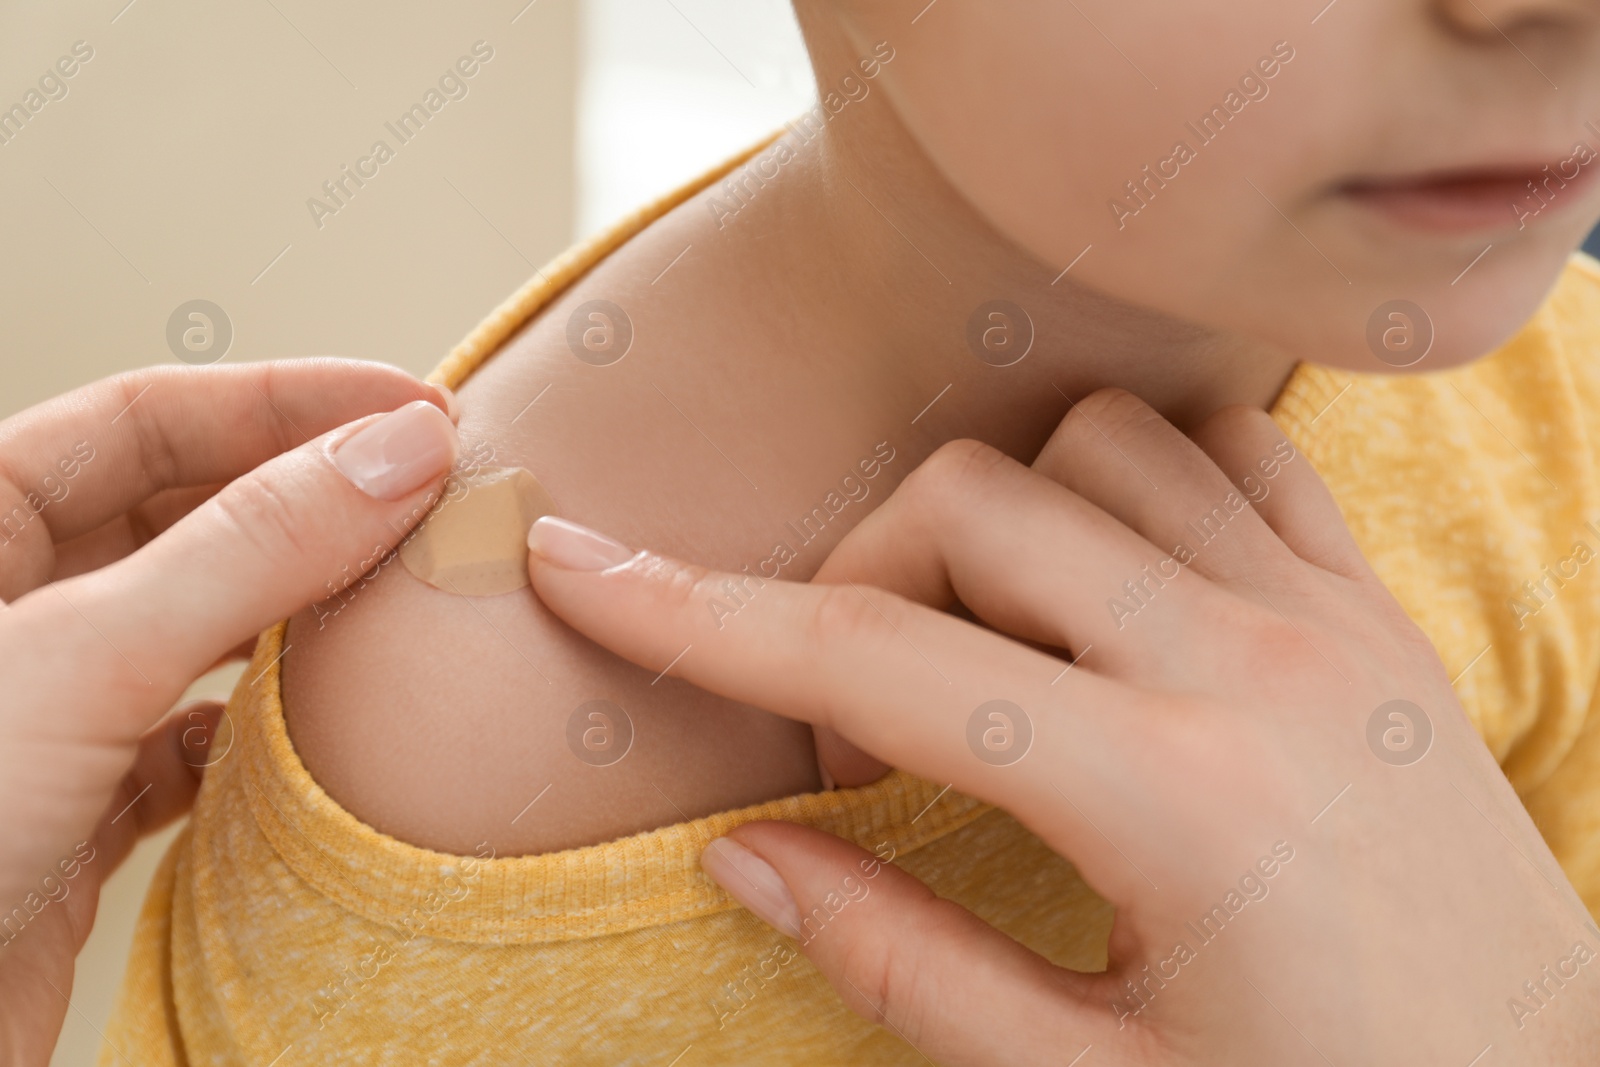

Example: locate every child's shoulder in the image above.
[277,151,829,860]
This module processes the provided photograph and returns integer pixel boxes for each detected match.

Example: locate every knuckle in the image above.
[1231,603,1344,681]
[805,582,904,664]
[252,361,305,457]
[651,555,723,622]
[1201,402,1270,439]
[832,897,958,1044]
[1072,386,1164,442]
[902,439,1012,515]
[210,469,321,573]
[835,934,898,1028]
[100,365,165,398]
[113,371,182,494]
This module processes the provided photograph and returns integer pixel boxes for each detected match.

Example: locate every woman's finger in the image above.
[810,438,1211,672]
[811,725,891,790]
[804,437,1215,787]
[0,700,225,1003]
[16,398,460,737]
[49,484,222,582]
[526,517,1166,896]
[702,822,1123,1067]
[1032,389,1294,586]
[1188,405,1370,580]
[211,638,263,670]
[88,701,226,880]
[0,360,451,597]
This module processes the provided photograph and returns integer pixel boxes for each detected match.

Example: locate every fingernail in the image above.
[330,401,459,500]
[431,383,461,423]
[702,838,802,938]
[527,516,635,571]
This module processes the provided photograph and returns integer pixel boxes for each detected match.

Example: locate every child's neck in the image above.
[724,105,1300,463]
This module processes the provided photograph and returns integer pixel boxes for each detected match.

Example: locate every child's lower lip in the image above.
[1340,165,1599,234]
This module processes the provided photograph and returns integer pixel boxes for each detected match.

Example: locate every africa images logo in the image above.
[305,41,495,229]
[1511,122,1600,231]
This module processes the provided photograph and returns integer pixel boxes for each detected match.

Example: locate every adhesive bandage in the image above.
[399,466,557,596]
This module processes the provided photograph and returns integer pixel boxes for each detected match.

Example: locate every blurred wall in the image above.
[0,0,579,421]
[577,0,812,235]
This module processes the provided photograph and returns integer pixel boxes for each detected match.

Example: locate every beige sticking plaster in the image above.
[400,467,557,596]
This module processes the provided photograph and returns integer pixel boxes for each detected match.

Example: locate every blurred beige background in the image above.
[1,1,581,413]
[0,1,812,1063]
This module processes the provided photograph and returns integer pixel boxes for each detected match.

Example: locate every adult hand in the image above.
[0,361,458,1066]
[526,389,1600,1066]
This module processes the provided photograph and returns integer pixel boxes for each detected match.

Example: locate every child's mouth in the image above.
[1339,160,1600,234]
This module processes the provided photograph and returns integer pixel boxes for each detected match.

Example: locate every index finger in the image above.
[525,518,1143,852]
[0,360,449,546]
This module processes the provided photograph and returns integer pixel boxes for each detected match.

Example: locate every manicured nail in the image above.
[330,401,459,500]
[431,383,461,423]
[527,516,635,571]
[702,837,802,938]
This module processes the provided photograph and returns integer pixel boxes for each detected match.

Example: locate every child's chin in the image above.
[1304,246,1580,376]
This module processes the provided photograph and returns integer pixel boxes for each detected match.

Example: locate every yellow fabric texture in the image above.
[102,135,1600,1064]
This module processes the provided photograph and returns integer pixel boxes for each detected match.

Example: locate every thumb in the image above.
[702,821,1121,1067]
[29,399,458,727]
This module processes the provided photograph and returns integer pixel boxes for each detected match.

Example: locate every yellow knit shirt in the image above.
[102,141,1600,1065]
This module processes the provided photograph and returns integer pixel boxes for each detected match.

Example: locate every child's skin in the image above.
[285,0,1600,866]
